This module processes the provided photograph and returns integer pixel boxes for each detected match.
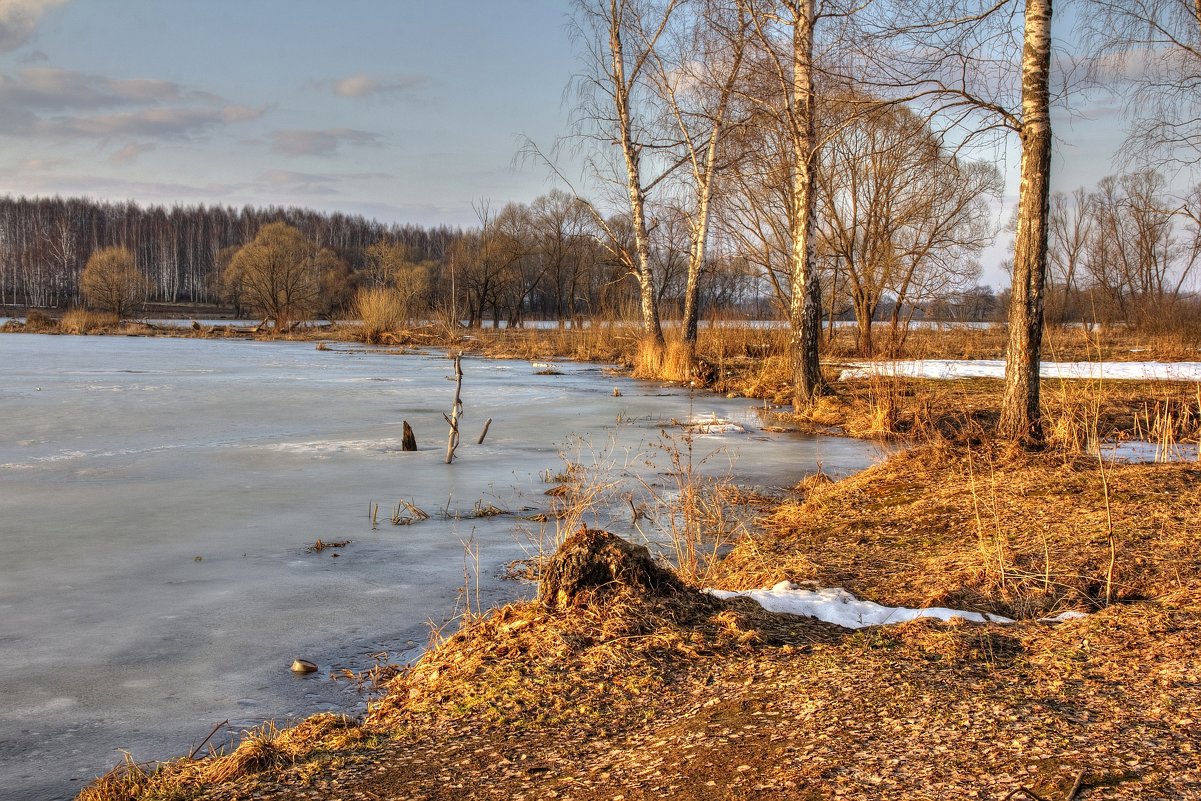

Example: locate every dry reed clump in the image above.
[60,308,119,334]
[350,287,404,344]
[730,354,793,404]
[714,444,1201,618]
[77,714,375,801]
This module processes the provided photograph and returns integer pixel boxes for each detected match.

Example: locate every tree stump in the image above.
[402,421,417,452]
[539,526,686,609]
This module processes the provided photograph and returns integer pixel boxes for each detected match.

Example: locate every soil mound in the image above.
[539,526,688,609]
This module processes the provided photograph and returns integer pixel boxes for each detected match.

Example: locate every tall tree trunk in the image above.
[610,0,666,347]
[999,0,1053,445]
[789,0,826,406]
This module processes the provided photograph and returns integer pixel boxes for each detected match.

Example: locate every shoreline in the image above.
[9,322,1199,800]
[77,439,1201,801]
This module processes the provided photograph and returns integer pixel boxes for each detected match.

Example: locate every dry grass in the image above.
[350,287,404,344]
[367,578,835,740]
[715,444,1201,618]
[59,308,120,334]
[77,714,378,801]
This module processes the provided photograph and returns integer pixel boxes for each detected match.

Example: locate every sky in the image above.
[0,0,1176,286]
[0,0,581,228]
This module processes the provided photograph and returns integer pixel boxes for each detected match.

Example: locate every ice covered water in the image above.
[0,334,878,800]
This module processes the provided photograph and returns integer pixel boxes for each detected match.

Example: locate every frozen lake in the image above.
[0,334,879,800]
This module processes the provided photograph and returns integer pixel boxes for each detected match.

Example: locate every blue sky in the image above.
[0,0,1170,285]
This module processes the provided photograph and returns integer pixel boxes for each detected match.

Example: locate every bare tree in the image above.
[816,95,999,355]
[1047,187,1093,324]
[736,0,835,404]
[80,246,148,319]
[572,0,681,346]
[861,0,1056,443]
[1086,0,1201,165]
[645,0,750,351]
[225,222,322,330]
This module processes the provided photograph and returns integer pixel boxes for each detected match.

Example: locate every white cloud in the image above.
[331,72,425,98]
[0,0,69,53]
[268,127,382,157]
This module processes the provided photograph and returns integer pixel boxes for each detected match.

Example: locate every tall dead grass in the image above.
[77,714,374,801]
[60,308,119,334]
[351,287,404,344]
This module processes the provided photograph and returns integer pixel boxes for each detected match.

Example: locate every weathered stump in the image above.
[539,526,686,609]
[402,421,417,452]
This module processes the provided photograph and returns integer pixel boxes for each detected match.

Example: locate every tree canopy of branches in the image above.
[224,223,326,330]
[80,246,148,319]
[1087,0,1201,165]
[817,94,1000,355]
[1048,170,1201,327]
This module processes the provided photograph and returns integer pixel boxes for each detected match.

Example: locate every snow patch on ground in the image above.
[708,582,1087,629]
[837,360,1201,382]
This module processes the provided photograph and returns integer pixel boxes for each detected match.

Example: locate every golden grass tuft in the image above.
[350,287,404,344]
[60,308,119,334]
[716,443,1201,617]
[77,714,373,801]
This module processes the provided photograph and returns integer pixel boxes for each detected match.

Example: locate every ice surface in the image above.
[0,334,879,800]
[837,359,1201,382]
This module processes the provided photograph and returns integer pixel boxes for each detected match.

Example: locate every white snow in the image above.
[837,360,1201,382]
[686,413,748,435]
[708,582,1087,629]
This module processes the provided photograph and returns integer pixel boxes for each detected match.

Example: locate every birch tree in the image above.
[862,0,1056,444]
[738,0,832,404]
[646,0,750,351]
[573,0,680,347]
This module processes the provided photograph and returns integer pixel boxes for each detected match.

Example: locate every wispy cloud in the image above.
[0,0,69,53]
[254,169,340,194]
[0,66,264,142]
[268,127,382,157]
[0,67,187,109]
[328,72,426,98]
[38,104,263,140]
[109,141,156,164]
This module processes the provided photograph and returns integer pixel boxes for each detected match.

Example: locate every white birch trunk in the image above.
[1000,0,1053,444]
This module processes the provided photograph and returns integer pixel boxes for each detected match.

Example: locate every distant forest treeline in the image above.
[0,192,770,326]
[0,195,461,310]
